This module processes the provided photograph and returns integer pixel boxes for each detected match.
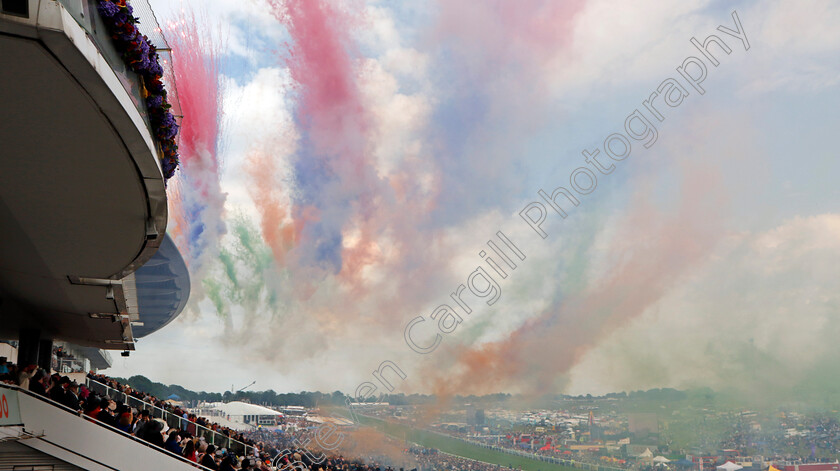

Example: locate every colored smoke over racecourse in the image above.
[425,162,728,400]
[233,0,590,320]
[166,8,227,277]
[140,0,840,404]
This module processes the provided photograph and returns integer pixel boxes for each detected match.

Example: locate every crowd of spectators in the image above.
[2,360,566,471]
[244,428,415,471]
[87,372,255,448]
[0,357,262,469]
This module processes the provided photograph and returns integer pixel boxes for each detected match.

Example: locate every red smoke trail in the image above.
[170,11,222,171]
[167,9,227,267]
[257,0,381,287]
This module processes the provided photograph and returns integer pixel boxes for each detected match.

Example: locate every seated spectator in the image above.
[1,362,17,384]
[220,455,238,471]
[29,369,49,397]
[116,404,133,433]
[201,444,220,470]
[164,428,184,455]
[183,438,198,462]
[61,382,81,411]
[133,409,150,435]
[96,399,118,427]
[140,419,166,448]
[84,396,102,418]
[50,376,70,403]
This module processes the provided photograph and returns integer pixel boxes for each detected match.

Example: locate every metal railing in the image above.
[85,378,254,456]
[0,382,215,471]
[56,358,86,374]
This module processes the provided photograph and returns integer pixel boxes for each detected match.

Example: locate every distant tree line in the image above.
[111,376,518,407]
[111,376,700,407]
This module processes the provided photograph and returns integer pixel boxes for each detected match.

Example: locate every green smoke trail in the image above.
[202,213,283,318]
[203,277,229,318]
[456,206,609,346]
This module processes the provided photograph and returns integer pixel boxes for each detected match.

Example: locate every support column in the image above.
[18,328,40,368]
[38,338,53,372]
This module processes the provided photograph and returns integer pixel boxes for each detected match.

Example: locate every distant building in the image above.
[627,413,658,435]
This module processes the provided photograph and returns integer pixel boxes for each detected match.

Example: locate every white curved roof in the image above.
[209,401,283,416]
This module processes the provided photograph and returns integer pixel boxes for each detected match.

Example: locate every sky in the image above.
[108,0,840,399]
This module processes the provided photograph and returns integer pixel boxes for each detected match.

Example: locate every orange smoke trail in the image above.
[246,150,298,266]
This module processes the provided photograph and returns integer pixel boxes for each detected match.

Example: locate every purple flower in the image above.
[113,11,129,25]
[146,94,163,110]
[162,157,177,179]
[99,0,179,180]
[97,2,120,18]
[148,60,163,77]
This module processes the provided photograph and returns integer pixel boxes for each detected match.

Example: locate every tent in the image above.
[654,457,671,464]
[717,462,744,471]
[639,449,654,458]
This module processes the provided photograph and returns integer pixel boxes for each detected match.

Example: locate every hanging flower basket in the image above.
[97,0,180,180]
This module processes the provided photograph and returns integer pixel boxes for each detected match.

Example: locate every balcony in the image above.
[0,0,181,352]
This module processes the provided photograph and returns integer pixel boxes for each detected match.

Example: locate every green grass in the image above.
[338,412,578,471]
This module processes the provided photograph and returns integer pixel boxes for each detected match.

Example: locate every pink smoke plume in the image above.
[167,9,227,269]
[253,0,382,291]
[240,0,591,322]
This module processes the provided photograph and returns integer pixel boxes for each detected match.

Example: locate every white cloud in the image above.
[219,67,297,221]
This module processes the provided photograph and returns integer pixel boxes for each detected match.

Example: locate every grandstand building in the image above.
[0,0,199,468]
[194,402,285,430]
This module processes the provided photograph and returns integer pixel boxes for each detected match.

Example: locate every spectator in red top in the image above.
[84,397,102,418]
[183,438,197,462]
